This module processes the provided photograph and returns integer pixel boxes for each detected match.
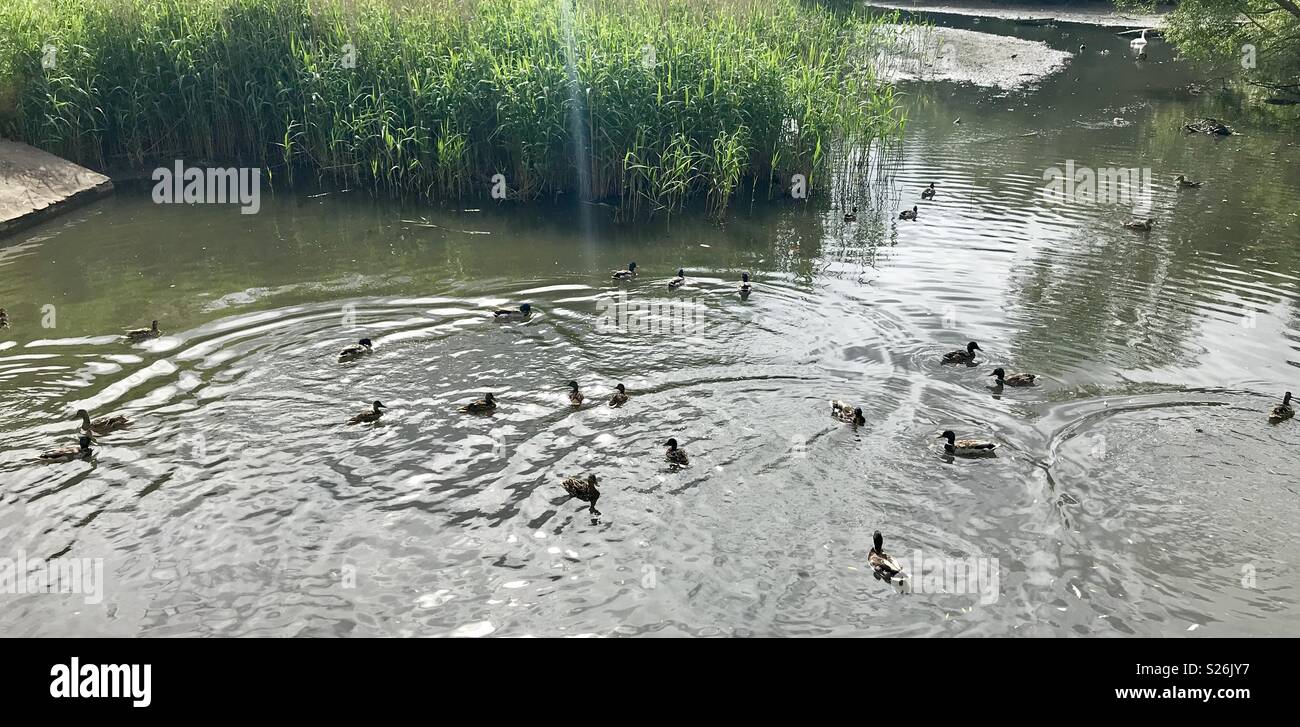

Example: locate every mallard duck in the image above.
[76,408,130,435]
[668,268,686,290]
[1123,217,1155,231]
[460,392,496,413]
[124,320,161,342]
[611,262,638,280]
[347,400,387,425]
[938,430,999,456]
[39,435,95,463]
[1174,174,1203,188]
[1268,391,1294,423]
[921,183,936,200]
[740,272,752,299]
[492,303,531,319]
[608,383,628,407]
[941,341,982,365]
[561,473,601,515]
[830,399,866,425]
[899,205,918,221]
[664,438,689,466]
[338,338,373,362]
[868,531,905,580]
[566,380,583,406]
[844,207,857,222]
[0,307,9,329]
[989,367,1036,387]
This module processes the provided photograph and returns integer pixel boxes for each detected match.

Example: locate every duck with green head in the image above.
[899,206,918,221]
[1269,392,1294,423]
[831,400,866,425]
[39,434,95,463]
[868,531,905,580]
[493,303,531,320]
[124,320,161,342]
[338,338,373,362]
[989,368,1036,387]
[941,341,982,365]
[612,262,638,280]
[668,268,686,290]
[460,392,497,414]
[938,430,998,456]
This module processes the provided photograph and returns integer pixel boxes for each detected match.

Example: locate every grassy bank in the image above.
[0,0,906,217]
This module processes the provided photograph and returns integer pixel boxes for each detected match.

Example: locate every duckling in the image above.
[76,408,131,435]
[460,392,496,414]
[338,338,373,362]
[668,268,686,290]
[843,207,857,222]
[989,367,1037,387]
[566,380,583,406]
[941,341,982,365]
[740,272,753,299]
[868,530,905,580]
[561,473,601,515]
[1122,217,1155,231]
[347,400,387,425]
[830,400,866,425]
[1268,391,1294,423]
[921,182,936,200]
[664,437,689,466]
[899,205,918,221]
[611,262,638,280]
[0,307,9,328]
[1174,174,1203,188]
[608,383,629,407]
[492,303,531,319]
[938,430,999,456]
[38,434,95,463]
[124,320,161,342]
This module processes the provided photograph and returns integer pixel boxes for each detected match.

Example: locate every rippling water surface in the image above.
[2,18,1299,637]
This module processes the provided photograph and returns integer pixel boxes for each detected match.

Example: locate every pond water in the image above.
[1,17,1298,637]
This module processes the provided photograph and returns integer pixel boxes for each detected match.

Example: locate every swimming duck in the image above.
[76,408,131,435]
[124,320,161,342]
[338,338,373,362]
[347,400,387,425]
[668,268,686,290]
[39,434,95,463]
[740,273,752,299]
[611,262,638,280]
[830,400,866,425]
[989,367,1036,387]
[844,207,857,222]
[1269,392,1294,423]
[868,530,905,580]
[561,473,601,515]
[1123,217,1155,231]
[938,430,999,456]
[1174,175,1203,188]
[0,308,9,328]
[941,341,982,365]
[608,383,629,407]
[664,438,689,466]
[921,183,936,200]
[492,303,531,319]
[566,380,583,406]
[899,205,918,221]
[460,392,496,413]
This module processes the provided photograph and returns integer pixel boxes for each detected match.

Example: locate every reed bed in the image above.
[0,0,907,217]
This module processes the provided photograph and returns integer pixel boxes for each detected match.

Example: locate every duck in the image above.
[664,438,689,466]
[492,303,531,319]
[124,320,161,342]
[1123,217,1155,231]
[338,338,373,362]
[566,380,583,406]
[39,434,95,463]
[1174,174,1203,188]
[611,262,638,280]
[0,307,9,328]
[561,473,601,515]
[830,399,866,425]
[899,205,918,221]
[1268,392,1294,423]
[347,400,387,425]
[668,268,686,290]
[941,341,982,365]
[989,367,1036,387]
[843,207,857,222]
[76,408,131,435]
[938,430,999,456]
[460,392,496,413]
[608,383,629,407]
[921,183,936,200]
[868,530,905,580]
[1130,28,1149,52]
[740,272,753,299]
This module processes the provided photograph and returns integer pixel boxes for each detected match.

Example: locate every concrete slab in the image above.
[0,139,114,239]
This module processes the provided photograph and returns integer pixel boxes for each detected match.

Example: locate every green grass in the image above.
[0,0,906,218]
